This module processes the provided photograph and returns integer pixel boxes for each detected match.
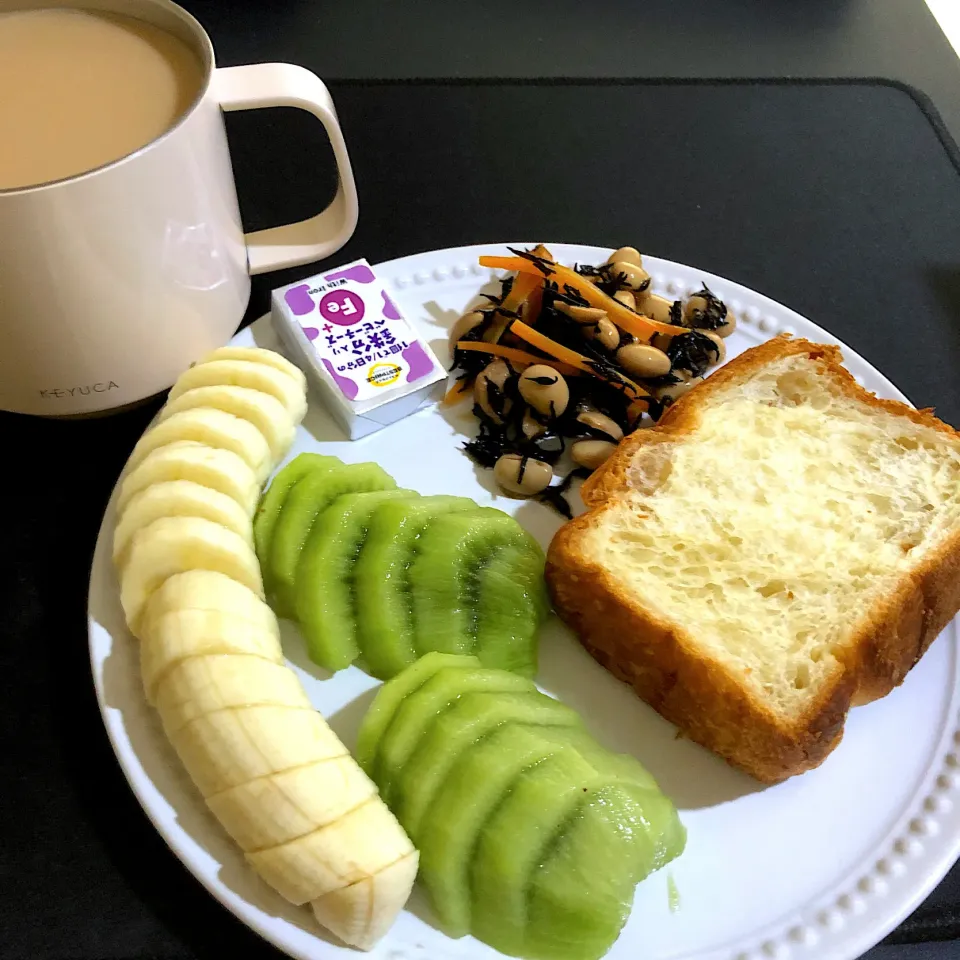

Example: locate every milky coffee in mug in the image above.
[0,8,204,189]
[0,0,358,418]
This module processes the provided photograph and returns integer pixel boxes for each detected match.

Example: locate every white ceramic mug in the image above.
[0,0,358,417]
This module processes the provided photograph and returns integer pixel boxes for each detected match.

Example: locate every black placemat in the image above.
[4,80,960,960]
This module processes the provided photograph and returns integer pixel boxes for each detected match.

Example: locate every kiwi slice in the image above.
[354,496,477,679]
[524,784,678,960]
[294,488,417,671]
[471,741,617,957]
[270,461,395,616]
[408,511,546,669]
[253,453,338,597]
[531,725,661,795]
[355,653,479,775]
[470,735,677,958]
[374,666,534,803]
[416,724,577,939]
[473,542,549,676]
[391,689,580,841]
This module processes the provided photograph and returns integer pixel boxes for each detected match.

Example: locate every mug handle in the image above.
[212,64,359,276]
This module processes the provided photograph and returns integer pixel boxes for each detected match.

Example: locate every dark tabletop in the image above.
[5,3,960,960]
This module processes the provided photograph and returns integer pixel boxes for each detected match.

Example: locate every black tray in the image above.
[5,79,960,960]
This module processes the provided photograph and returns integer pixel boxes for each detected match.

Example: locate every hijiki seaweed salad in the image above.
[445,245,736,517]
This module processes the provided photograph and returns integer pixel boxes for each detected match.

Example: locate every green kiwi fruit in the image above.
[408,510,546,672]
[270,460,395,616]
[470,734,681,959]
[294,488,416,671]
[253,453,338,599]
[374,666,534,803]
[390,689,579,840]
[523,784,678,960]
[354,652,479,775]
[416,724,585,938]
[353,496,477,679]
[472,541,549,676]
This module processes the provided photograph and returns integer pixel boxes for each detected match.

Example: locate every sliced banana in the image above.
[168,705,348,797]
[154,655,309,733]
[311,852,420,951]
[125,408,271,482]
[117,443,259,516]
[159,385,295,462]
[200,346,307,392]
[247,799,416,905]
[141,571,277,639]
[113,481,252,570]
[169,360,307,423]
[109,347,415,946]
[208,757,378,851]
[120,516,262,633]
[141,608,282,700]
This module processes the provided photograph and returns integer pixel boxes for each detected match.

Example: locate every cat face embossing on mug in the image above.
[0,0,358,416]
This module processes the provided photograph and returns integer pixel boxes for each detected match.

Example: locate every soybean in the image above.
[606,246,643,266]
[577,409,624,442]
[449,308,486,347]
[608,260,650,292]
[613,289,636,310]
[683,292,737,338]
[704,331,726,364]
[518,365,569,419]
[474,359,513,424]
[683,291,737,337]
[587,316,621,351]
[636,293,677,325]
[571,440,618,471]
[715,312,737,338]
[522,409,547,438]
[617,343,672,379]
[493,454,553,496]
[557,302,607,325]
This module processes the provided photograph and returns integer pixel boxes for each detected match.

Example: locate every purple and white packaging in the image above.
[271,259,446,440]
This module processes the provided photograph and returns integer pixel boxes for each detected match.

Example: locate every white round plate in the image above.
[89,243,960,960]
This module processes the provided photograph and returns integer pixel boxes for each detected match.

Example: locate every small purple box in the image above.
[271,259,446,439]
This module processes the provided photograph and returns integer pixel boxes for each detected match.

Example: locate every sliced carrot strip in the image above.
[480,255,555,276]
[518,243,551,326]
[442,378,474,405]
[483,244,552,342]
[454,340,580,377]
[479,255,681,339]
[509,320,649,398]
[627,396,652,422]
[505,320,594,373]
[484,273,541,343]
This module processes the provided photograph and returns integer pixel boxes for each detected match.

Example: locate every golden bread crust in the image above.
[548,336,960,783]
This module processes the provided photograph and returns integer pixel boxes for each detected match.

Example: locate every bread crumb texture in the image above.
[582,355,960,718]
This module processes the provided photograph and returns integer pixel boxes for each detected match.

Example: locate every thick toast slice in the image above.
[547,336,960,783]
